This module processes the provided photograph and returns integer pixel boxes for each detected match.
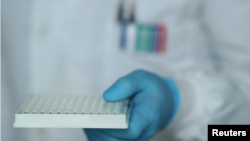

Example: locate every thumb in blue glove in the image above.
[84,70,179,141]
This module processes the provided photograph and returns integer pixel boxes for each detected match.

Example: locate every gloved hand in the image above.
[84,70,179,141]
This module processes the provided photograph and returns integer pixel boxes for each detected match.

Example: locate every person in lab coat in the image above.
[2,0,250,141]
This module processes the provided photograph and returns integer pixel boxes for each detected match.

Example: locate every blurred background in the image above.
[2,0,250,141]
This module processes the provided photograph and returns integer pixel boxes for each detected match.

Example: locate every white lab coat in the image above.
[2,0,250,141]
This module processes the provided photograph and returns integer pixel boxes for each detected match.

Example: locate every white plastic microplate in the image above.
[13,95,131,129]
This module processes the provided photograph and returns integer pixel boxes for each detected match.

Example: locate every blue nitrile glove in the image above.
[84,70,179,141]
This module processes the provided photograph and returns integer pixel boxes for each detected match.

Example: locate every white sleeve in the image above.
[151,0,250,140]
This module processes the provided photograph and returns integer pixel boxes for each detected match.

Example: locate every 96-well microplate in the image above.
[13,95,131,129]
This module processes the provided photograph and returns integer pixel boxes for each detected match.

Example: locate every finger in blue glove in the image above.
[84,70,179,141]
